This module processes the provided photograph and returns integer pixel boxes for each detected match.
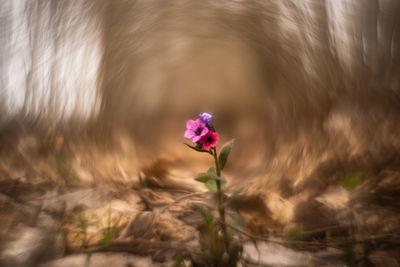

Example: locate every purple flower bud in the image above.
[199,112,212,126]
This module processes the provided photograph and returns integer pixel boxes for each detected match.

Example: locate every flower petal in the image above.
[186,120,197,130]
[192,135,201,142]
[184,130,195,139]
[210,132,219,147]
[199,132,219,149]
[199,112,212,123]
[202,143,211,150]
[212,132,219,141]
[200,128,209,137]
[195,118,206,128]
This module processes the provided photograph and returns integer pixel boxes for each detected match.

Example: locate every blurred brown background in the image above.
[1,0,400,188]
[1,0,400,266]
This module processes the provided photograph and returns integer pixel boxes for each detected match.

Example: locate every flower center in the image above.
[195,128,202,135]
[207,135,214,143]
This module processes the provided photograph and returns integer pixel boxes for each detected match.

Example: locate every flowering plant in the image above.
[184,113,220,151]
[184,113,241,266]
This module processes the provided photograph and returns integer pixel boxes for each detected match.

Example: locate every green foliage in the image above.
[195,167,227,192]
[195,172,222,183]
[184,143,212,154]
[102,205,120,248]
[218,139,235,170]
[205,176,227,192]
[77,212,88,233]
[55,152,77,183]
[185,128,241,265]
[196,205,216,255]
[341,172,362,191]
[174,253,184,267]
[208,166,216,174]
[283,224,303,242]
[102,228,113,248]
[77,212,89,248]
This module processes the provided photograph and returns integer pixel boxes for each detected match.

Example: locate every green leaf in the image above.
[218,139,235,170]
[77,212,88,233]
[103,205,113,248]
[184,143,212,154]
[195,172,222,183]
[283,224,303,242]
[341,172,362,191]
[102,228,113,248]
[174,253,183,267]
[207,166,216,174]
[205,174,227,192]
[194,205,216,254]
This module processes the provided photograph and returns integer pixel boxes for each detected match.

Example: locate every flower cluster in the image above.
[184,112,219,150]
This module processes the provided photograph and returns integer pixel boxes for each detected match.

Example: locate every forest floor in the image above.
[0,134,400,266]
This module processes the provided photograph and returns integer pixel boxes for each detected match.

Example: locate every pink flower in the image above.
[184,118,209,142]
[199,131,219,150]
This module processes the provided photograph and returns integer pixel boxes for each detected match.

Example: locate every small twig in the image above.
[226,223,400,248]
[302,225,346,237]
[242,257,277,267]
[226,223,328,247]
[69,238,198,255]
[158,191,209,213]
[173,191,208,203]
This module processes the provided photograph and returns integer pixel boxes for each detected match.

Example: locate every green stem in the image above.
[211,147,229,252]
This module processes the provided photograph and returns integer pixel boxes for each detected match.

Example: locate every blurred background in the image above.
[1,0,400,266]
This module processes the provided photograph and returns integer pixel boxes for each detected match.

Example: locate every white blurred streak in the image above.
[327,0,356,73]
[0,0,30,121]
[0,0,399,137]
[0,0,103,127]
[49,1,102,122]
